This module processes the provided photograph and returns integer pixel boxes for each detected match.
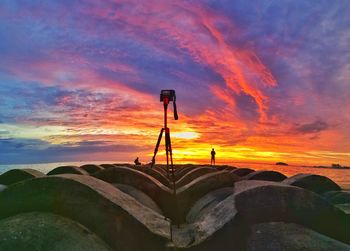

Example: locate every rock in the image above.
[176,167,217,188]
[113,183,163,214]
[80,164,104,174]
[176,171,239,223]
[247,222,350,251]
[186,187,233,223]
[0,168,45,186]
[276,162,288,166]
[231,168,255,177]
[323,190,350,204]
[282,173,341,194]
[0,174,170,251]
[234,180,350,244]
[47,166,89,176]
[242,170,287,182]
[0,212,113,251]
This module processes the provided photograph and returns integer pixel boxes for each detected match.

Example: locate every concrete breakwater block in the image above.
[100,164,117,169]
[80,164,104,174]
[113,183,163,214]
[282,173,341,194]
[186,187,233,223]
[174,194,248,251]
[242,170,287,182]
[93,166,175,219]
[141,167,171,187]
[175,167,217,189]
[176,171,239,222]
[234,180,350,244]
[0,174,170,251]
[0,168,45,186]
[0,212,113,251]
[247,222,350,251]
[323,190,350,204]
[231,168,255,177]
[0,184,6,192]
[47,166,89,176]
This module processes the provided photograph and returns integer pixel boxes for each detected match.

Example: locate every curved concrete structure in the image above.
[323,190,350,204]
[47,166,89,176]
[234,180,350,244]
[0,174,170,251]
[0,168,45,186]
[0,184,7,192]
[231,168,255,177]
[176,167,217,189]
[242,170,287,182]
[247,222,350,251]
[176,171,238,222]
[0,212,113,251]
[113,183,163,214]
[141,167,170,187]
[186,187,233,223]
[80,164,104,174]
[282,173,341,194]
[99,164,117,169]
[93,166,175,219]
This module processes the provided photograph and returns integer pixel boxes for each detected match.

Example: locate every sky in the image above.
[1,0,350,165]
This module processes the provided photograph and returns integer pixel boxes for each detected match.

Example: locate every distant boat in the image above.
[276,162,288,166]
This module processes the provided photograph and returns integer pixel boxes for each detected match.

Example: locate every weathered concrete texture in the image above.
[186,187,233,223]
[282,173,341,194]
[0,212,113,251]
[47,166,89,176]
[80,164,104,174]
[175,166,200,181]
[141,167,170,187]
[215,165,237,171]
[99,164,117,169]
[0,174,170,251]
[247,222,350,251]
[323,190,350,204]
[234,180,350,244]
[0,168,45,186]
[173,194,248,251]
[113,183,163,214]
[335,204,350,215]
[93,166,175,219]
[176,167,217,189]
[231,168,255,177]
[0,184,6,192]
[242,170,287,182]
[176,171,238,222]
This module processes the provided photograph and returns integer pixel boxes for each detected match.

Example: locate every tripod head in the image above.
[160,90,178,120]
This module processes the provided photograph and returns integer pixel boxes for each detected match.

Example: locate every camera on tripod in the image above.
[160,89,178,120]
[160,90,176,102]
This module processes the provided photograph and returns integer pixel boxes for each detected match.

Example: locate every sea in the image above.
[0,161,349,190]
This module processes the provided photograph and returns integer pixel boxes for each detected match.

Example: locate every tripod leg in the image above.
[166,129,176,194]
[151,128,164,169]
[165,128,170,178]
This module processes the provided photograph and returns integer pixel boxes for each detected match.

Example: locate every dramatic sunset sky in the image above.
[1,0,350,165]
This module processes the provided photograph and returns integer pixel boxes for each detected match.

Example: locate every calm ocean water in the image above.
[0,161,349,190]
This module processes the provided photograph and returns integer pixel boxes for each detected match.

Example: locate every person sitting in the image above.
[134,157,141,166]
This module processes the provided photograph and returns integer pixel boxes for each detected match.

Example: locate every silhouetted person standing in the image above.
[211,148,216,166]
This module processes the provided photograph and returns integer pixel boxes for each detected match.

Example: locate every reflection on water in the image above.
[0,161,349,190]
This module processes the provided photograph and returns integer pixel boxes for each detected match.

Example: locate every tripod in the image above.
[151,96,176,192]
